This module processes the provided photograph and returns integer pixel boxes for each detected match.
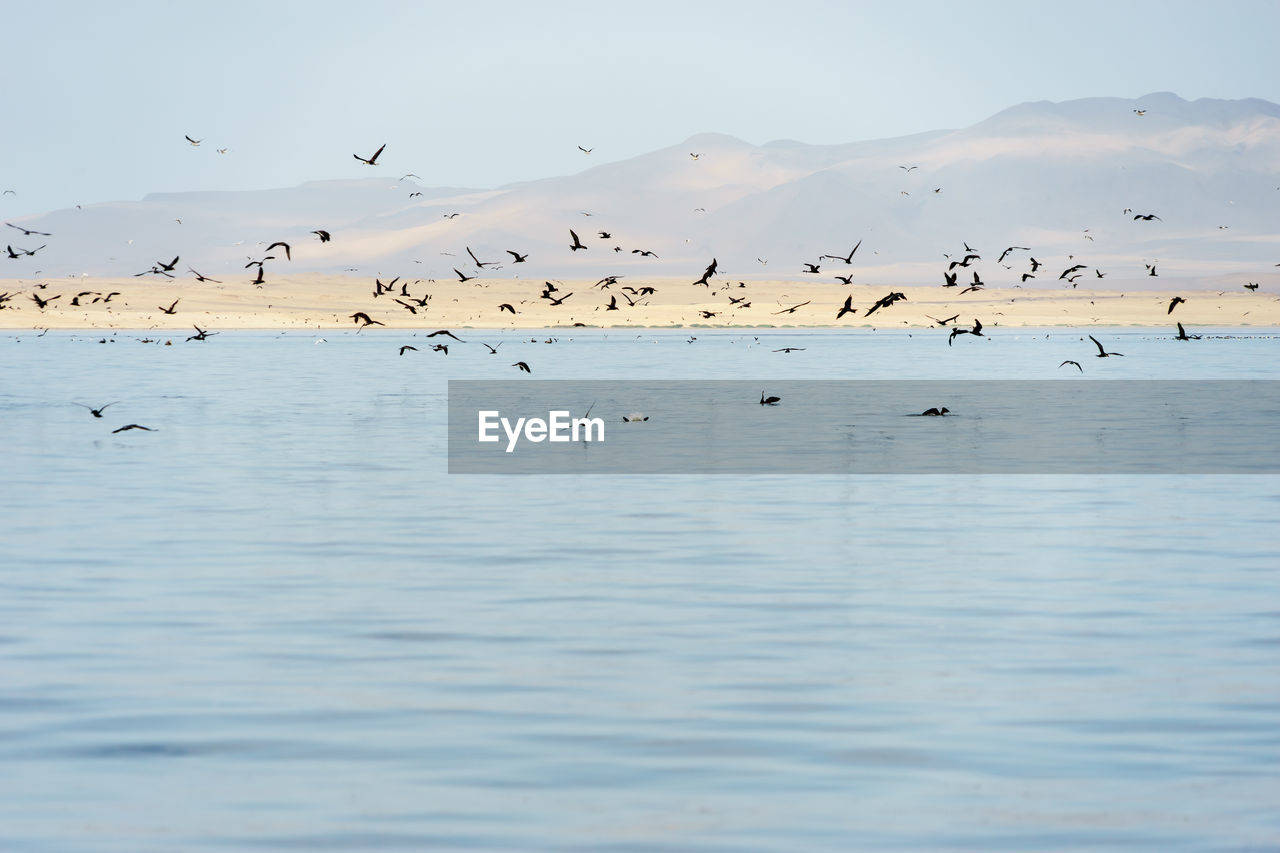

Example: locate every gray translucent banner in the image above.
[448,380,1280,474]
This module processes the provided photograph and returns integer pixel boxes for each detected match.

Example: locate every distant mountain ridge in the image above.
[7,92,1279,292]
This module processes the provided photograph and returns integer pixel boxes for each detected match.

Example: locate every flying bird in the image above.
[265,241,291,261]
[1089,335,1123,357]
[1174,322,1201,340]
[350,312,384,327]
[312,230,331,242]
[112,424,153,433]
[1059,360,1083,372]
[1168,296,1185,314]
[74,401,118,418]
[6,223,50,237]
[158,299,179,315]
[185,135,202,146]
[1133,213,1161,221]
[512,361,531,373]
[822,240,861,264]
[354,143,386,165]
[506,250,528,263]
[187,267,221,282]
[836,296,855,319]
[399,345,418,355]
[426,330,464,341]
[498,303,516,314]
[694,258,718,286]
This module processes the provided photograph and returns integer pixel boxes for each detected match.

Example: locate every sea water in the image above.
[1,327,1278,850]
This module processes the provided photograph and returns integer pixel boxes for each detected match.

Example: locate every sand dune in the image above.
[2,275,1276,331]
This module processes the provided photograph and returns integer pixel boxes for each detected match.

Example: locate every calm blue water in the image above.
[2,327,1279,851]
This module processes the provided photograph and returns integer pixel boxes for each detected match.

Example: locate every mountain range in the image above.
[7,92,1279,291]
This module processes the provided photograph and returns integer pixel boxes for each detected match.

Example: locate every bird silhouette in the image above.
[265,241,291,261]
[74,402,119,418]
[506,250,528,263]
[351,312,383,328]
[399,345,418,355]
[158,299,179,315]
[112,424,153,433]
[760,392,781,405]
[354,144,386,165]
[1089,335,1123,357]
[1174,322,1201,340]
[1168,296,1185,314]
[569,229,587,251]
[312,229,331,242]
[694,258,718,286]
[1060,360,1083,372]
[836,295,855,319]
[822,240,861,264]
[512,361,531,373]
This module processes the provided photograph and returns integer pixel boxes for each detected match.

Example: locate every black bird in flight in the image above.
[578,145,592,154]
[926,314,960,326]
[1060,360,1083,372]
[943,270,958,287]
[498,303,516,314]
[158,299,179,315]
[802,263,821,274]
[512,361,531,373]
[187,325,217,341]
[467,246,496,268]
[1174,322,1201,341]
[187,267,221,282]
[694,258,718,286]
[605,295,619,311]
[836,296,855,319]
[1146,262,1158,277]
[773,347,805,353]
[185,135,202,146]
[865,291,906,317]
[157,256,179,272]
[1244,282,1259,291]
[834,275,854,284]
[569,229,587,251]
[899,165,918,172]
[1133,213,1161,221]
[6,223,50,237]
[112,424,154,433]
[454,268,475,283]
[948,254,980,270]
[30,292,60,309]
[354,144,386,165]
[75,401,118,418]
[350,312,384,328]
[1168,296,1185,314]
[773,300,811,315]
[998,246,1029,263]
[312,229,331,242]
[760,392,781,405]
[506,250,528,263]
[544,291,572,306]
[822,240,861,264]
[426,330,464,341]
[482,343,501,354]
[1089,335,1123,357]
[251,266,265,286]
[399,345,418,355]
[1059,264,1087,280]
[266,241,291,261]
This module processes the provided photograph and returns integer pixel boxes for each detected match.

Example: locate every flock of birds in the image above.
[3,113,1277,435]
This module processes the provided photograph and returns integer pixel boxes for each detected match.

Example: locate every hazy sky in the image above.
[2,0,1277,216]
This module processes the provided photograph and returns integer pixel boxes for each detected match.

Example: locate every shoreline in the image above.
[1,275,1276,330]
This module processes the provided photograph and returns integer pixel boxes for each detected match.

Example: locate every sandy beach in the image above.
[1,275,1276,331]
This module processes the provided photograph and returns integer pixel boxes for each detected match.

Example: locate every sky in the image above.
[2,0,1278,217]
